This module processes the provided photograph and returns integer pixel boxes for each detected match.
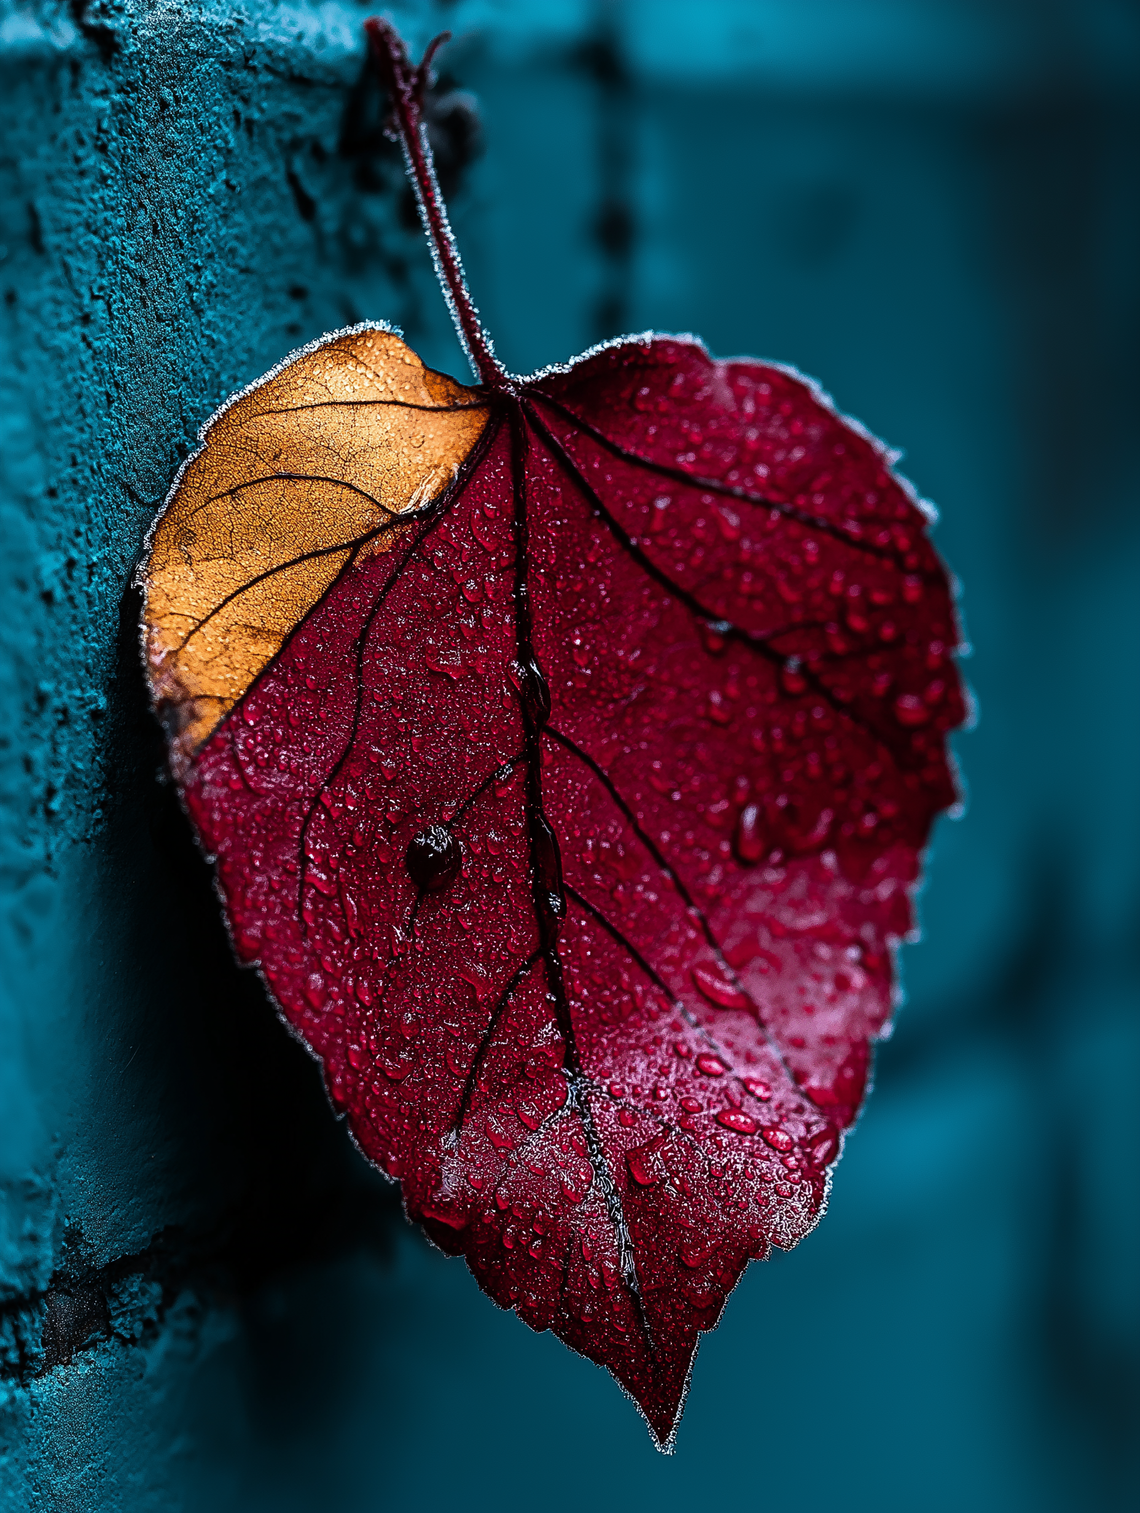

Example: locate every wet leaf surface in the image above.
[139,19,965,1447]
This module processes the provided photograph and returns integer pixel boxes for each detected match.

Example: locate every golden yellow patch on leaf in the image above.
[140,325,489,774]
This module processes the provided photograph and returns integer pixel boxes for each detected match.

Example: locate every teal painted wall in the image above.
[1,1,1137,1509]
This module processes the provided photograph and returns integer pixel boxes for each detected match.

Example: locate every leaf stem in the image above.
[365,18,508,389]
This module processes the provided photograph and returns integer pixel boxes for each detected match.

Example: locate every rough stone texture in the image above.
[0,1,441,1502]
[2,1,1138,1509]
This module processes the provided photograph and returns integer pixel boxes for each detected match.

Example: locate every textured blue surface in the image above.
[1,1,1137,1509]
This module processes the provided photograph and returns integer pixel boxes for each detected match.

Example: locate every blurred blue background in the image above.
[0,1,1136,1509]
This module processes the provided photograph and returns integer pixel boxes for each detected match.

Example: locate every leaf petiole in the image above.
[365,18,510,391]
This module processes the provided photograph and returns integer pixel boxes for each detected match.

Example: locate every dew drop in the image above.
[707,689,733,726]
[701,619,731,655]
[742,1077,772,1101]
[716,1109,758,1134]
[806,1125,840,1167]
[733,803,764,864]
[692,964,749,1010]
[519,655,551,729]
[893,693,931,727]
[679,1240,716,1269]
[626,1137,665,1186]
[695,1053,728,1077]
[406,825,461,891]
[531,814,565,935]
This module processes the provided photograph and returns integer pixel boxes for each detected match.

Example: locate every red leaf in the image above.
[138,20,965,1448]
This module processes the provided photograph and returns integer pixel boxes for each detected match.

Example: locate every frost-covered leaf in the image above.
[139,19,965,1448]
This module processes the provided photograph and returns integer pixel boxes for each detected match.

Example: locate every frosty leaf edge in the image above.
[136,19,967,1450]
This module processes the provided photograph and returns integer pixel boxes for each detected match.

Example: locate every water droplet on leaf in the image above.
[716,1109,758,1134]
[406,825,461,891]
[692,964,749,1009]
[695,1053,728,1077]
